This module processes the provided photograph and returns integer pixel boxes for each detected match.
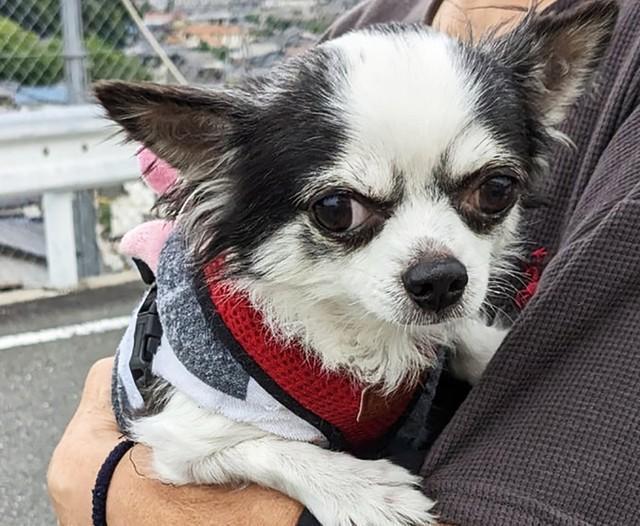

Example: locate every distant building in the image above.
[143,11,178,28]
[229,41,281,62]
[0,215,47,289]
[262,0,317,10]
[133,0,359,87]
[174,49,228,83]
[186,10,240,25]
[143,11,180,41]
[168,23,247,49]
[172,0,262,14]
[140,0,170,10]
[262,0,319,19]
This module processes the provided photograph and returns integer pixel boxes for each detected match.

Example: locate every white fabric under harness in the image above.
[116,298,327,443]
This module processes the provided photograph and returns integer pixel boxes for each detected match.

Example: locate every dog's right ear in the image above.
[94,81,250,173]
[495,0,618,126]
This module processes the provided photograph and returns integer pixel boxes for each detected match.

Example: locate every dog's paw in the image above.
[304,457,437,526]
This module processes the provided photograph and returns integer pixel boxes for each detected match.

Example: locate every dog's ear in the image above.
[94,81,250,173]
[497,0,618,125]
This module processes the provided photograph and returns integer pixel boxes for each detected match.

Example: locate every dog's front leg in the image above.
[132,393,436,526]
[207,437,437,526]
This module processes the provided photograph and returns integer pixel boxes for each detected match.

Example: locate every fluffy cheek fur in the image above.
[341,197,495,326]
[247,195,519,330]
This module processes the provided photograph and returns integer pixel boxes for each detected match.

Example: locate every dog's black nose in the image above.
[402,258,468,312]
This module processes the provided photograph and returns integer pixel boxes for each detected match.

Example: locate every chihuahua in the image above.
[97,2,617,524]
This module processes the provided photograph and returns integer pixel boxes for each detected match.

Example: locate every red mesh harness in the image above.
[515,248,549,310]
[201,263,423,454]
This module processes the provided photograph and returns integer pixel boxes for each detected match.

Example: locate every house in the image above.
[173,49,228,83]
[229,41,281,63]
[261,0,318,18]
[187,10,240,25]
[143,11,178,29]
[168,23,247,50]
[172,0,262,14]
[0,213,47,289]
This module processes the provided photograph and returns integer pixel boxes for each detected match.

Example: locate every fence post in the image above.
[59,0,101,286]
[61,0,87,104]
[42,192,79,289]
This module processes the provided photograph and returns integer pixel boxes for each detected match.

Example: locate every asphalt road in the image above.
[0,281,146,526]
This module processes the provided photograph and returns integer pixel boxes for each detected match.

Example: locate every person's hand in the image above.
[47,358,303,526]
[47,358,123,525]
[433,0,556,40]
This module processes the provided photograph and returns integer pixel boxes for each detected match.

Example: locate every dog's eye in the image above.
[474,176,518,215]
[311,194,372,233]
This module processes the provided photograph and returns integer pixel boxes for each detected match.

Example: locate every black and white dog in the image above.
[97,2,616,524]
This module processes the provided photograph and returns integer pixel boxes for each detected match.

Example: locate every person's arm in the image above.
[320,0,555,43]
[47,358,303,526]
[319,0,430,42]
[421,100,640,525]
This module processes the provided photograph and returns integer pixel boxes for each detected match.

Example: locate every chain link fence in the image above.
[0,0,358,106]
[0,0,151,107]
[0,0,357,290]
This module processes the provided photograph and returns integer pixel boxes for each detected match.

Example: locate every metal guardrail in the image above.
[0,0,347,291]
[0,105,138,288]
[0,105,137,196]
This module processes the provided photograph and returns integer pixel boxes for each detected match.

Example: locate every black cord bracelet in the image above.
[92,440,135,526]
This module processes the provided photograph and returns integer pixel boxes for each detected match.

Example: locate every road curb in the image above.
[0,270,139,306]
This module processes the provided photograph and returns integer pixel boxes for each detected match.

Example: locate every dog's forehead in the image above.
[321,27,517,197]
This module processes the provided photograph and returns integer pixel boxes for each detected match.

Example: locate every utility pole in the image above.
[60,0,101,281]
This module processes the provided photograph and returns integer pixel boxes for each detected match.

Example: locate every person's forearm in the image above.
[107,445,303,526]
[48,358,304,526]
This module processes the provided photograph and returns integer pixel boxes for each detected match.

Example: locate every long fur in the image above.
[95,2,618,524]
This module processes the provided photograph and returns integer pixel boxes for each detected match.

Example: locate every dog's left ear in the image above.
[497,0,618,126]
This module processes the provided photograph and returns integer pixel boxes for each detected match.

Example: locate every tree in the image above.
[82,0,134,49]
[0,17,149,86]
[86,35,150,82]
[0,0,58,39]
[0,0,135,48]
[0,17,63,85]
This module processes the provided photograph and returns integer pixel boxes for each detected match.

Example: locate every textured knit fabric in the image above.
[322,0,640,525]
[156,233,249,398]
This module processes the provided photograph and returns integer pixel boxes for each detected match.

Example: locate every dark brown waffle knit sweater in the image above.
[319,1,640,525]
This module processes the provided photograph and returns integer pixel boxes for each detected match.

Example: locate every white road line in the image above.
[0,316,130,351]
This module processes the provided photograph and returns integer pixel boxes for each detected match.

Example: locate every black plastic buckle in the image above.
[129,284,163,390]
